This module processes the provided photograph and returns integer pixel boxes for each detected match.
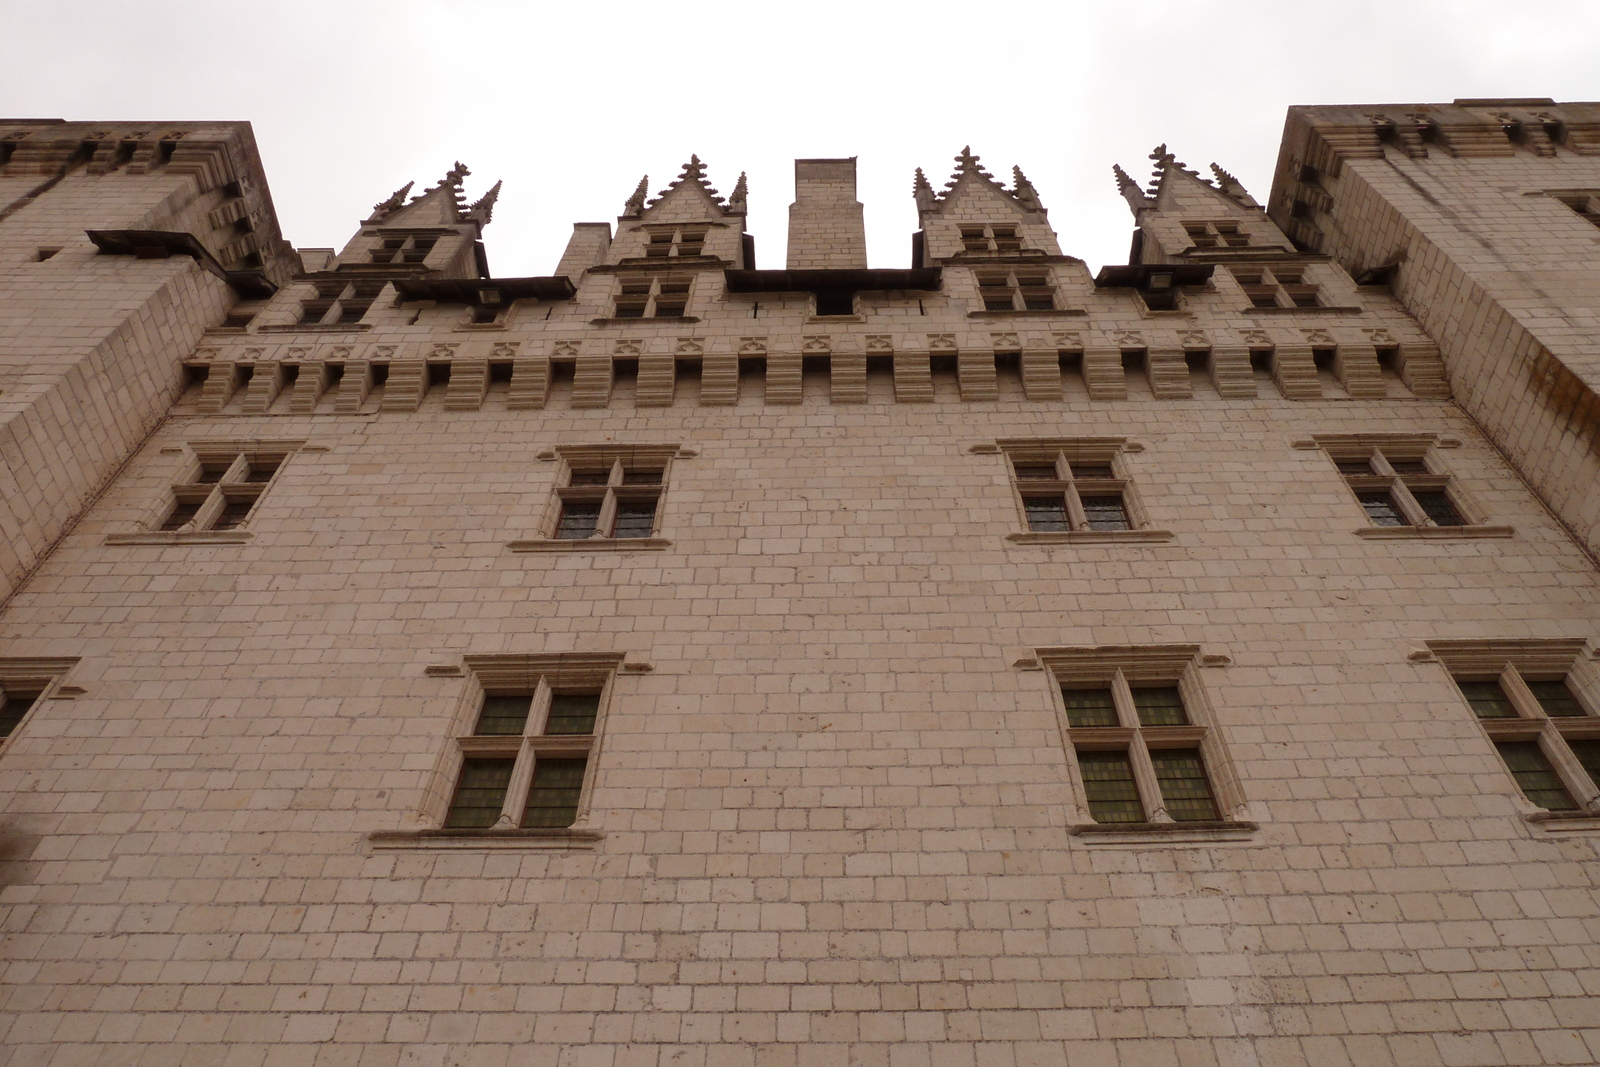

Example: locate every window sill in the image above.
[1241,305,1363,315]
[257,323,374,333]
[368,828,603,851]
[1007,529,1174,545]
[105,531,254,546]
[588,316,701,326]
[1354,525,1514,540]
[1070,820,1259,845]
[507,537,672,553]
[453,322,508,331]
[806,314,864,323]
[1525,811,1600,835]
[966,308,1087,319]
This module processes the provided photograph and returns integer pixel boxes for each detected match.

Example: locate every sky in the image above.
[4,0,1598,276]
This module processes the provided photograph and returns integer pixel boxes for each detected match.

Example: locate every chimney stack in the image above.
[786,158,867,269]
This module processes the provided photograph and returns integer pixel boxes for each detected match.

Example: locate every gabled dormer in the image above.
[1115,145,1293,265]
[334,162,502,280]
[604,155,752,268]
[913,147,1062,265]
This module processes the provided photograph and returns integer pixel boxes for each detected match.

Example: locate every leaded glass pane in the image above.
[1080,495,1130,531]
[612,500,657,538]
[1357,491,1407,526]
[1526,679,1584,718]
[1077,750,1143,823]
[546,694,599,735]
[1568,740,1600,790]
[1132,686,1188,726]
[445,758,514,828]
[1458,680,1516,719]
[1062,688,1117,727]
[475,695,531,736]
[555,502,601,540]
[1150,748,1219,821]
[1495,741,1577,811]
[1023,497,1069,533]
[1412,490,1464,526]
[522,758,587,828]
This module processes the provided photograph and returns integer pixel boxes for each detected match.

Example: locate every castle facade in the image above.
[1,99,1599,1065]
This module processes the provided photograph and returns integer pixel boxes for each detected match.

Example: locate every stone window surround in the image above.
[958,223,1024,254]
[1036,644,1255,844]
[972,266,1056,313]
[994,437,1173,545]
[1227,264,1324,310]
[1182,219,1252,249]
[613,273,693,319]
[1307,432,1511,540]
[507,443,685,553]
[641,225,709,259]
[1426,639,1600,830]
[0,657,82,748]
[105,440,305,546]
[370,652,627,850]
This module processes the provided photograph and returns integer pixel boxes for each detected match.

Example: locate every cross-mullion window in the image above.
[159,448,291,534]
[552,458,665,540]
[643,228,707,259]
[1010,450,1137,534]
[1184,221,1251,249]
[1229,266,1320,308]
[1450,661,1600,813]
[1062,668,1224,825]
[1331,447,1472,529]
[445,676,609,832]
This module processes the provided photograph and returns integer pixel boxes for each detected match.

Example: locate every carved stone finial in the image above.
[623,175,649,217]
[1209,162,1259,207]
[727,171,748,213]
[1011,165,1043,211]
[467,179,502,225]
[370,180,413,221]
[1113,163,1150,215]
[913,167,937,211]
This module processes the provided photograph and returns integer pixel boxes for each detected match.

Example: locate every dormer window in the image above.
[369,235,438,265]
[642,228,709,259]
[959,224,1023,254]
[1229,266,1320,309]
[1183,221,1251,248]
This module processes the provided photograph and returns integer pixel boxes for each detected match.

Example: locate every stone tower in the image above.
[0,107,1598,1067]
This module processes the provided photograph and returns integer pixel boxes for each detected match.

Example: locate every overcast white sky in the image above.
[4,1,1598,276]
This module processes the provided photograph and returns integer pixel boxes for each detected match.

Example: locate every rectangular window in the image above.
[439,654,621,834]
[999,441,1151,538]
[1043,646,1239,830]
[641,228,707,259]
[548,451,670,542]
[1327,443,1477,531]
[1229,266,1320,308]
[1527,679,1584,718]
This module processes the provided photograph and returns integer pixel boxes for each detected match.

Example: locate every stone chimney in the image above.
[786,157,867,269]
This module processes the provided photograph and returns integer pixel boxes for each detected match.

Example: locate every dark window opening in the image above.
[546,694,600,735]
[815,289,854,316]
[1459,680,1516,719]
[521,758,587,828]
[1357,491,1407,527]
[475,694,532,736]
[1496,741,1577,811]
[0,692,39,738]
[1062,688,1118,728]
[445,758,514,828]
[1077,750,1144,823]
[1149,749,1219,821]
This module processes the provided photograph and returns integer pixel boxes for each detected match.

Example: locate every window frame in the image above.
[1038,645,1251,839]
[957,223,1025,255]
[509,444,682,553]
[1182,220,1252,249]
[117,442,302,543]
[973,266,1057,313]
[1430,639,1600,820]
[1228,265,1323,309]
[995,438,1172,544]
[1313,435,1504,539]
[0,657,80,748]
[400,653,626,844]
[613,273,693,319]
